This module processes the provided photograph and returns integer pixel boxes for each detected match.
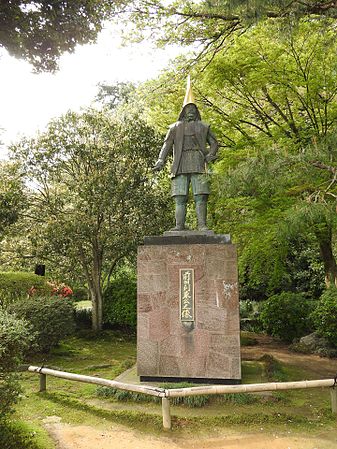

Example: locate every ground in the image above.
[241,333,337,378]
[44,421,337,449]
[14,331,337,449]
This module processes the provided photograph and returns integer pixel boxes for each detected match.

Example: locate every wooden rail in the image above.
[28,365,337,430]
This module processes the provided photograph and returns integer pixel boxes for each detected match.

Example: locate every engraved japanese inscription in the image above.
[180,268,195,322]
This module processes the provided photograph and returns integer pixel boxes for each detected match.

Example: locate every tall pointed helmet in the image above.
[183,75,195,106]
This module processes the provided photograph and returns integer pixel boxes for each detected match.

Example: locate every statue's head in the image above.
[178,103,201,122]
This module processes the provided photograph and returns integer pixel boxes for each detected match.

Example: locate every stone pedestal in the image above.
[137,234,241,384]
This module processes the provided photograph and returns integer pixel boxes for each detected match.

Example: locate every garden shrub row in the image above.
[0,272,50,306]
[9,297,75,353]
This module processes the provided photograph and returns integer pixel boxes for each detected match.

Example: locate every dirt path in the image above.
[241,334,337,378]
[44,420,337,449]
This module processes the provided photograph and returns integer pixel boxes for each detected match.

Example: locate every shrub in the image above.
[103,275,136,330]
[0,272,49,306]
[9,297,75,353]
[260,292,316,343]
[240,300,264,332]
[311,288,337,347]
[0,308,34,417]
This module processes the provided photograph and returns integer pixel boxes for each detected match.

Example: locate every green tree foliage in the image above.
[260,292,316,343]
[9,297,75,353]
[118,1,337,67]
[210,145,336,291]
[201,20,337,289]
[11,107,171,331]
[95,82,137,110]
[311,288,337,346]
[0,162,25,242]
[0,308,34,417]
[239,236,325,301]
[0,0,123,71]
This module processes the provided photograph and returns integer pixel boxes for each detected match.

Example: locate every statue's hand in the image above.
[205,153,217,163]
[153,159,164,171]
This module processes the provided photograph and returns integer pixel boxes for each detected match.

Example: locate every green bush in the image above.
[311,288,337,347]
[260,292,316,343]
[0,272,50,306]
[103,275,136,329]
[9,297,75,353]
[0,308,34,417]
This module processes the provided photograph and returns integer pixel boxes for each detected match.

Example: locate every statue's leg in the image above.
[194,194,208,231]
[171,195,188,231]
[171,175,189,231]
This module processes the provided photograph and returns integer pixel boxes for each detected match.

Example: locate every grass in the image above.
[9,330,337,447]
[75,300,92,310]
[0,420,55,449]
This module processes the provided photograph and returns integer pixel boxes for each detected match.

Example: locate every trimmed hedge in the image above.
[9,297,75,353]
[0,272,49,306]
[260,292,316,343]
[103,275,136,330]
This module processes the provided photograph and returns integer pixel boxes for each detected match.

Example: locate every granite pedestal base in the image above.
[137,234,241,383]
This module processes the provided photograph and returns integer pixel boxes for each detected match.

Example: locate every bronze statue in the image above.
[154,78,218,231]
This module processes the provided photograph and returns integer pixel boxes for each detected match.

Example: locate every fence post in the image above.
[162,397,171,430]
[39,373,46,392]
[331,388,337,414]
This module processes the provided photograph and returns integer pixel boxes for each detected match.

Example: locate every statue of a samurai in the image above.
[153,79,218,231]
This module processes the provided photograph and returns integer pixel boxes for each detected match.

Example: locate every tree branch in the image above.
[309,160,336,173]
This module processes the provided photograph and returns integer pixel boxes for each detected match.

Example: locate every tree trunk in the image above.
[78,245,103,332]
[90,284,103,332]
[316,226,337,288]
[319,240,337,288]
[90,242,103,331]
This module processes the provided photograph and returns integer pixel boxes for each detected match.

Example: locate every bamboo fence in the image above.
[28,365,337,430]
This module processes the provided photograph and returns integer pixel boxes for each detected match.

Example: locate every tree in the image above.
[0,0,122,71]
[202,20,337,288]
[0,162,25,243]
[118,1,337,69]
[95,82,137,110]
[12,108,171,330]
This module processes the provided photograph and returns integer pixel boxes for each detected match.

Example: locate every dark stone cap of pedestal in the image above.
[143,231,231,245]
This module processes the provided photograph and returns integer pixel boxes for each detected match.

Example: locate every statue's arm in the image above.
[205,128,219,163]
[153,126,175,171]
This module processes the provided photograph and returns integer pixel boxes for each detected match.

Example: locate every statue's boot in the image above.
[170,195,187,231]
[195,194,208,231]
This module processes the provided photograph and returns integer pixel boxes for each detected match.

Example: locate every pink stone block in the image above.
[137,314,149,339]
[137,241,241,381]
[138,293,152,313]
[159,355,181,376]
[206,351,230,378]
[137,339,158,375]
[137,273,168,293]
[149,307,170,341]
